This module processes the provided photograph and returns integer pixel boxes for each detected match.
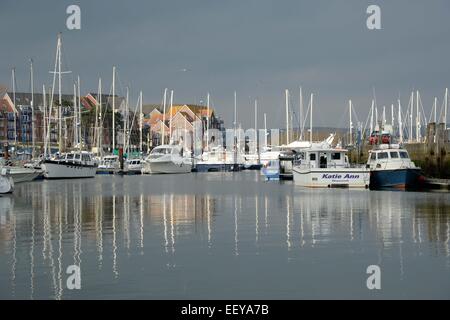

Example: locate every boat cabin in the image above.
[367,145,416,170]
[298,148,350,169]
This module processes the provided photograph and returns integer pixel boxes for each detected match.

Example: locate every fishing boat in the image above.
[293,144,370,188]
[0,168,14,194]
[96,155,120,174]
[142,144,192,174]
[367,144,424,190]
[42,151,97,179]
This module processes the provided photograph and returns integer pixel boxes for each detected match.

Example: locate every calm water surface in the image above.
[0,172,449,299]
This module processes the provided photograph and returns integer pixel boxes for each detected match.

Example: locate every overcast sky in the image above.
[0,0,449,129]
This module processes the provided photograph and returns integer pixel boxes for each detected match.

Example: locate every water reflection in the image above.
[0,174,449,299]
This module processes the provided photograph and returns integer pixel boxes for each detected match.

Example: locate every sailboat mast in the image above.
[285,89,289,145]
[73,83,77,147]
[370,100,374,135]
[124,87,129,153]
[410,91,414,142]
[139,90,143,153]
[310,93,313,144]
[264,113,267,148]
[98,79,102,153]
[206,92,210,151]
[434,97,437,123]
[43,85,47,158]
[445,88,448,127]
[254,99,258,162]
[416,90,419,142]
[112,66,116,151]
[299,87,303,140]
[162,88,167,145]
[398,99,403,143]
[234,91,237,165]
[77,76,81,149]
[169,90,174,143]
[12,67,17,147]
[30,59,35,158]
[57,33,63,152]
[349,100,352,146]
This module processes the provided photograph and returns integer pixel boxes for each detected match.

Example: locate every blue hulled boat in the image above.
[367,144,424,190]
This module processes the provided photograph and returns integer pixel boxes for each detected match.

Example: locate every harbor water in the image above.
[0,172,449,299]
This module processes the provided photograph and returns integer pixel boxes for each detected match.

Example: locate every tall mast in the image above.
[349,100,352,145]
[124,86,129,153]
[445,88,448,127]
[391,104,394,126]
[12,67,17,147]
[254,99,258,161]
[206,92,210,150]
[234,91,237,165]
[162,88,167,145]
[398,99,403,143]
[99,80,103,153]
[169,90,174,142]
[43,85,47,158]
[434,97,437,123]
[30,59,35,158]
[410,91,414,142]
[139,90,143,153]
[285,89,289,145]
[264,113,267,148]
[58,33,63,152]
[112,66,116,151]
[77,76,81,149]
[94,78,100,151]
[370,100,374,134]
[416,90,419,142]
[310,93,314,144]
[299,87,303,140]
[73,83,77,147]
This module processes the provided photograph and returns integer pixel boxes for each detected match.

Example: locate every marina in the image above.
[1,0,450,303]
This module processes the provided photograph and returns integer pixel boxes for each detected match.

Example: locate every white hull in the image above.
[293,167,369,188]
[9,167,42,183]
[0,176,14,194]
[143,160,192,174]
[42,162,97,179]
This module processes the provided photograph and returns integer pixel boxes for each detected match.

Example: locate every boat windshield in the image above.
[399,151,409,159]
[151,148,172,155]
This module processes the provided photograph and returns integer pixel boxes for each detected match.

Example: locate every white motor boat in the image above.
[143,144,192,174]
[97,155,120,174]
[0,168,14,194]
[7,166,43,183]
[293,144,369,189]
[124,158,144,175]
[196,146,244,172]
[42,151,97,179]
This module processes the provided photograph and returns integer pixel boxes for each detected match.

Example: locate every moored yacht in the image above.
[142,144,192,174]
[293,146,369,188]
[124,158,143,175]
[97,155,120,174]
[195,146,243,172]
[367,144,424,190]
[0,168,14,194]
[42,151,97,179]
